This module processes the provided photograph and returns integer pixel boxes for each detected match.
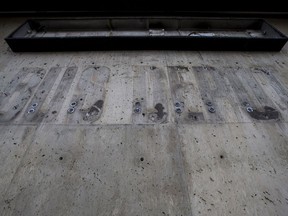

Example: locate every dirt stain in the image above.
[176,66,189,71]
[193,66,216,72]
[249,106,279,120]
[94,100,104,109]
[187,112,204,122]
[29,112,46,122]
[155,103,165,119]
[252,67,270,75]
[148,103,167,123]
[82,100,104,122]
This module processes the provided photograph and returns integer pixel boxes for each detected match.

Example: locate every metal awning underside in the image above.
[5,18,288,52]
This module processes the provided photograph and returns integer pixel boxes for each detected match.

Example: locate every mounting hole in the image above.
[206,101,213,106]
[175,107,182,114]
[67,107,75,114]
[134,107,141,114]
[208,107,215,113]
[27,108,35,114]
[32,103,38,108]
[175,102,181,108]
[70,101,77,107]
[246,107,254,113]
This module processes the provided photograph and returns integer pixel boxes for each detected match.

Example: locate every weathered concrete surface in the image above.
[179,123,288,216]
[0,17,288,216]
[0,125,192,215]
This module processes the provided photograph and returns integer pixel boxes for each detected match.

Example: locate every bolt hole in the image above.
[134,107,141,113]
[246,107,254,113]
[220,155,224,159]
[67,107,75,114]
[208,107,215,113]
[140,157,144,161]
[28,108,35,114]
[175,102,181,107]
[206,101,213,106]
[32,103,38,108]
[70,102,77,107]
[175,108,182,113]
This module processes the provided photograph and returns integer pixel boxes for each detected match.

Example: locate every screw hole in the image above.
[208,107,215,113]
[27,108,35,114]
[206,101,213,106]
[32,103,38,108]
[246,107,254,113]
[134,107,141,114]
[175,108,182,113]
[67,107,75,114]
[175,102,181,107]
[70,102,77,107]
